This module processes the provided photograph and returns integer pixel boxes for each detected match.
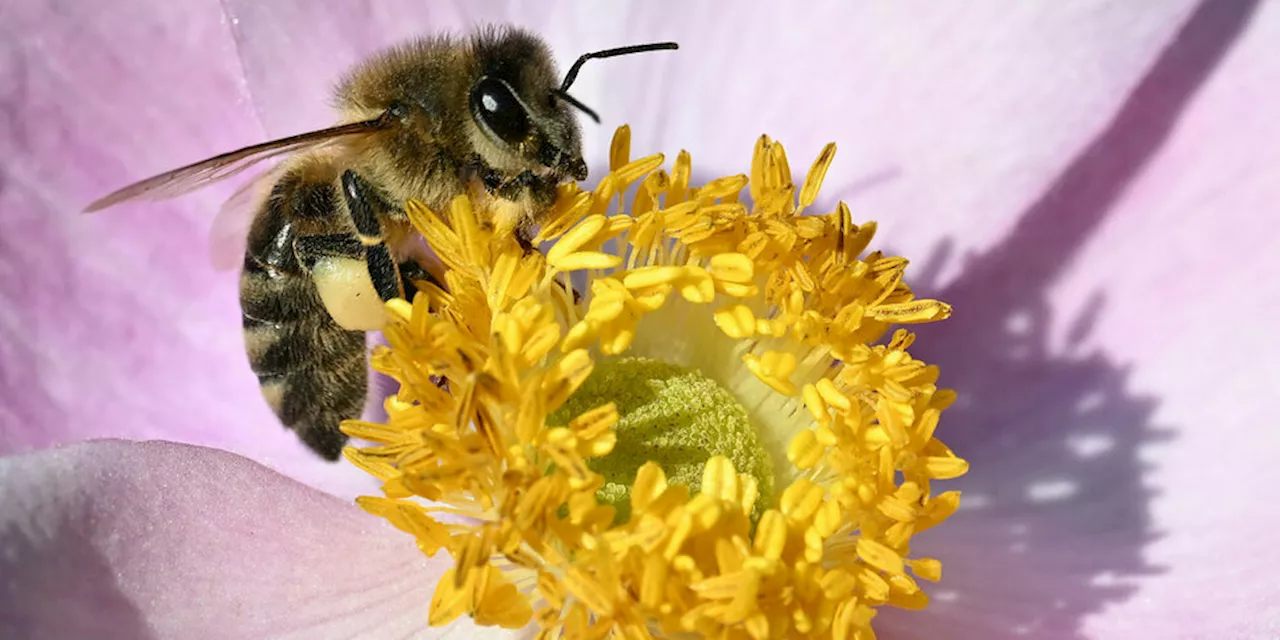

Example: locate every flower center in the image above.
[551,356,774,523]
[348,126,968,639]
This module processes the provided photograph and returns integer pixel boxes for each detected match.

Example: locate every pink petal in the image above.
[858,3,1279,638]
[0,439,519,639]
[572,3,1278,637]
[573,2,1277,637]
[8,1,1279,637]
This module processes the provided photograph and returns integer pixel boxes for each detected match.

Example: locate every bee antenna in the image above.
[560,40,680,93]
[551,89,601,124]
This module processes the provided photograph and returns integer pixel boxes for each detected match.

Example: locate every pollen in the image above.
[343,125,966,639]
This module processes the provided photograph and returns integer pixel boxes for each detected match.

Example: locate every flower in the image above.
[348,126,961,638]
[4,2,1280,639]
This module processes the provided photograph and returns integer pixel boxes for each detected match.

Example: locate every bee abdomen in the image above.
[241,277,367,459]
[241,251,367,461]
[234,170,375,460]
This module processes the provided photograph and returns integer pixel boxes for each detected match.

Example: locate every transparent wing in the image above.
[83,115,388,213]
[208,166,289,272]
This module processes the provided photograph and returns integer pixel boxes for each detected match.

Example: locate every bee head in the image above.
[333,28,676,198]
[467,28,587,182]
[467,28,678,183]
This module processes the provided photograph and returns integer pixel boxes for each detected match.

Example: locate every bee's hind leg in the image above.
[340,169,405,303]
[287,170,407,332]
[292,233,388,332]
[293,234,365,267]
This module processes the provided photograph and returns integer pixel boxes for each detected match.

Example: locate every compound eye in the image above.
[470,76,531,145]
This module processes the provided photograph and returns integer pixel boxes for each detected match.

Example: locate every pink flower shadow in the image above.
[882,1,1260,636]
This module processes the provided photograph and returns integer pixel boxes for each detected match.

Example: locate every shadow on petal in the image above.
[879,1,1260,638]
[0,439,445,639]
[0,513,151,638]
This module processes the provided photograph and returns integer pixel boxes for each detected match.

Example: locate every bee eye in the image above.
[470,77,531,145]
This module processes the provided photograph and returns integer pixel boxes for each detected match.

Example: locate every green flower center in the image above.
[552,356,774,523]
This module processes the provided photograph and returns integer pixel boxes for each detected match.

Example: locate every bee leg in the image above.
[291,233,386,332]
[461,154,504,193]
[292,234,365,269]
[496,169,539,201]
[397,260,441,299]
[363,243,404,302]
[341,169,405,303]
[480,167,504,193]
[553,278,583,305]
[498,169,559,212]
[515,226,537,254]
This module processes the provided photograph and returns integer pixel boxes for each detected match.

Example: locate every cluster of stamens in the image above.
[343,126,965,639]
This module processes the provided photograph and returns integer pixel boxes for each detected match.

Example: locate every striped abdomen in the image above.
[238,175,368,460]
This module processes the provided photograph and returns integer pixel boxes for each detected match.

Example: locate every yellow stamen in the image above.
[343,126,965,639]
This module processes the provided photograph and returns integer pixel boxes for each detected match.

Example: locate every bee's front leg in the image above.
[498,170,560,213]
[397,260,441,300]
[496,169,539,201]
[461,154,504,193]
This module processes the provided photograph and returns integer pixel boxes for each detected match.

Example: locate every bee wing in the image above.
[208,166,290,272]
[83,115,389,213]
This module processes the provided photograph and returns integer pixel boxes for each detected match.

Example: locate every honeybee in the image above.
[86,26,677,460]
